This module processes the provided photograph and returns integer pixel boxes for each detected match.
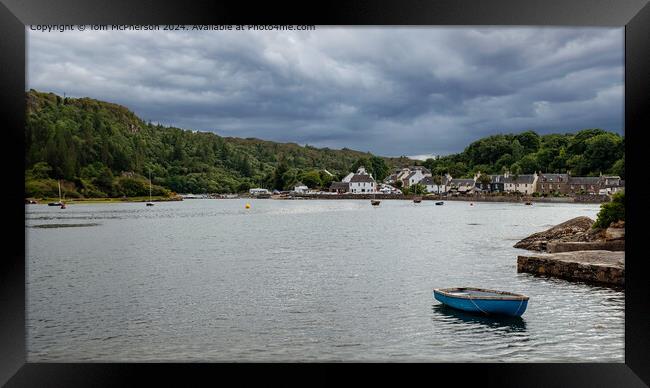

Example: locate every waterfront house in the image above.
[568,176,601,195]
[249,188,270,196]
[420,176,447,194]
[385,166,432,185]
[341,172,355,183]
[378,184,401,194]
[537,173,570,195]
[488,175,506,193]
[447,178,476,195]
[293,182,308,194]
[403,169,427,188]
[598,175,624,195]
[349,166,376,193]
[503,171,538,195]
[329,181,350,193]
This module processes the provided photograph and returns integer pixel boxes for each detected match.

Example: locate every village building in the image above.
[448,178,476,195]
[349,167,376,193]
[420,175,449,194]
[331,166,377,194]
[384,166,432,187]
[503,171,538,195]
[568,176,601,195]
[598,175,624,195]
[537,173,570,195]
[293,182,308,194]
[249,188,270,196]
[329,181,349,193]
[488,175,506,192]
[402,169,427,188]
[341,171,355,183]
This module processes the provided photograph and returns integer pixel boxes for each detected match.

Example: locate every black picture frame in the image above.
[2,0,648,386]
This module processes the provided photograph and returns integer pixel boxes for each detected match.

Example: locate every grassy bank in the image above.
[28,196,182,204]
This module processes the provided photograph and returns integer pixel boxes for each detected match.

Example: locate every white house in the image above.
[503,171,538,194]
[249,188,270,195]
[420,176,447,194]
[385,166,432,185]
[403,169,427,188]
[348,166,376,193]
[341,172,355,183]
[293,182,308,193]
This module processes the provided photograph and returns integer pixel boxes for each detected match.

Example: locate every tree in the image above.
[611,158,624,179]
[272,155,289,190]
[299,170,322,188]
[478,173,491,185]
[369,155,389,182]
[26,162,52,179]
[593,191,625,229]
[583,133,623,174]
[405,183,426,195]
[516,131,541,153]
[237,181,251,192]
[518,154,540,174]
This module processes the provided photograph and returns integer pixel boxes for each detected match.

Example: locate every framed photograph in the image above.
[2,0,648,385]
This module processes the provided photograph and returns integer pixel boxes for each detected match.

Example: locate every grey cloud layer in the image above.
[28,27,623,156]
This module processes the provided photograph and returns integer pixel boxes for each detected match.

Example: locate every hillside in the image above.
[421,129,624,179]
[25,90,413,198]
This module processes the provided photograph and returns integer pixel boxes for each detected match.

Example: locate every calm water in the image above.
[26,199,624,362]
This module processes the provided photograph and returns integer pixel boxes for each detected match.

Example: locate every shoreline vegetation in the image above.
[26,195,182,204]
[25,90,623,201]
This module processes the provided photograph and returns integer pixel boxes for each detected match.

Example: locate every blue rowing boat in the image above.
[433,287,529,317]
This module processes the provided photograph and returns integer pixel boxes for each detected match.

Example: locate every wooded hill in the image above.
[421,129,624,180]
[24,90,412,198]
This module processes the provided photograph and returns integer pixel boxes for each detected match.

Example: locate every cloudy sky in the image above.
[27,27,624,158]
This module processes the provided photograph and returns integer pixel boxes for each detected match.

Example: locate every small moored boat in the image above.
[370,199,381,206]
[525,201,532,205]
[435,201,444,205]
[433,287,529,317]
[413,197,422,203]
[146,169,155,206]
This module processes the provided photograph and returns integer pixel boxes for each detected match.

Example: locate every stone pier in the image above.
[517,250,624,287]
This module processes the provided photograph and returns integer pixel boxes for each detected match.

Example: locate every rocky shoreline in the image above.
[514,217,625,287]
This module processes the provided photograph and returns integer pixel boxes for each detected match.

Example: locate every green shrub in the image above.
[594,191,625,229]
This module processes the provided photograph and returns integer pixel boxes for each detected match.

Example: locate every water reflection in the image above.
[431,304,527,332]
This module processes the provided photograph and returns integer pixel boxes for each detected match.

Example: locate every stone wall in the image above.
[517,250,624,287]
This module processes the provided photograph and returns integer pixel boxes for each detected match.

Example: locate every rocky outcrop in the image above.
[517,250,624,287]
[605,221,625,240]
[513,216,596,251]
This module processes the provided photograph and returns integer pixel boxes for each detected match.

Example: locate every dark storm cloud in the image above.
[27,27,623,157]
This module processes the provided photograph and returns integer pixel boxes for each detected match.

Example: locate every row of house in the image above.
[390,167,624,196]
[328,166,624,196]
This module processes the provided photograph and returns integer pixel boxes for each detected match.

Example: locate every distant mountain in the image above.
[25,90,415,198]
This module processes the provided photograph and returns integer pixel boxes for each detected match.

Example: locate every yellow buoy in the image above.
[245,203,251,209]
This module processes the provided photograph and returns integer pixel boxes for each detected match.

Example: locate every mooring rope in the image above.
[468,293,526,316]
[467,294,489,315]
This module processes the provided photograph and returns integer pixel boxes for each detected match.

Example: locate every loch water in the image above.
[26,199,624,362]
